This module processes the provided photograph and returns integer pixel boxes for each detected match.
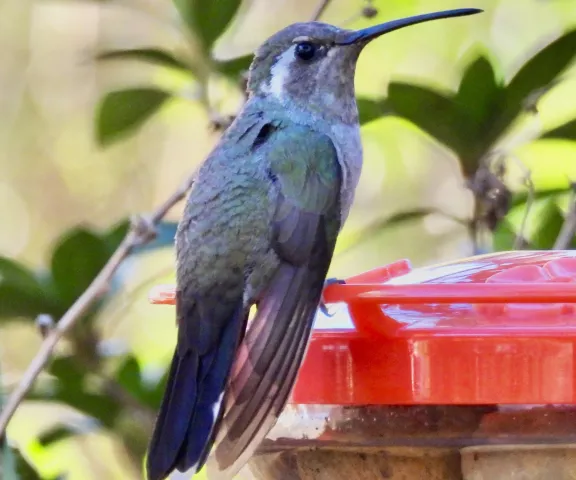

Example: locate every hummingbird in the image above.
[146,7,482,480]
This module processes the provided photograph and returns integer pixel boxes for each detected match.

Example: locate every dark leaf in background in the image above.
[387,83,474,165]
[96,88,170,147]
[116,356,141,395]
[0,258,57,320]
[0,218,174,323]
[215,54,252,80]
[103,220,130,252]
[497,29,576,134]
[49,356,86,389]
[457,56,501,127]
[30,381,122,429]
[37,419,97,447]
[531,198,566,249]
[50,228,111,307]
[115,356,161,408]
[0,258,42,289]
[542,119,576,140]
[493,219,531,251]
[455,56,504,162]
[38,426,77,447]
[357,98,391,125]
[53,391,120,429]
[378,209,441,227]
[511,188,571,208]
[96,48,192,73]
[1,443,44,480]
[173,0,242,51]
[37,355,121,426]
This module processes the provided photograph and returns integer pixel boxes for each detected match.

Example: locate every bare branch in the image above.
[554,183,576,250]
[0,175,195,435]
[506,153,535,250]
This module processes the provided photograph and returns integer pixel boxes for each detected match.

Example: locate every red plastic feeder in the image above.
[150,251,576,480]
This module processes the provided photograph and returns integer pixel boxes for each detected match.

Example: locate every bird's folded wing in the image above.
[207,123,343,479]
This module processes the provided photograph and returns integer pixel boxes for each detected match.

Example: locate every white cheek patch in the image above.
[263,45,296,99]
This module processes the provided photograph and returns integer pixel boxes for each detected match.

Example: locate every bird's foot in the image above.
[319,277,346,317]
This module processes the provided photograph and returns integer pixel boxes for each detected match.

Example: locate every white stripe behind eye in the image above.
[263,45,296,99]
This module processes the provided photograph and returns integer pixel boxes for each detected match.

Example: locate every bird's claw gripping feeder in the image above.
[150,251,576,479]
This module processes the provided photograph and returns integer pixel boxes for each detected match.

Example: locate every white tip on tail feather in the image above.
[212,391,225,422]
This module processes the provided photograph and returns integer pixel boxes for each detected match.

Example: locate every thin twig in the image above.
[311,0,331,21]
[554,183,576,250]
[506,153,535,250]
[0,176,194,435]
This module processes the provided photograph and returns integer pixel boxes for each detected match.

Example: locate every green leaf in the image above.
[38,426,76,447]
[96,88,170,147]
[492,220,516,251]
[542,119,576,140]
[0,258,57,320]
[357,98,390,125]
[530,198,565,249]
[116,357,141,393]
[0,258,41,288]
[380,209,440,227]
[38,419,97,447]
[115,356,162,408]
[31,381,121,428]
[1,443,44,480]
[104,219,130,252]
[49,355,86,389]
[215,54,252,79]
[173,0,242,51]
[455,56,504,163]
[50,228,110,306]
[52,390,120,428]
[96,48,192,72]
[32,355,122,427]
[493,219,531,251]
[499,30,576,134]
[511,187,571,207]
[387,83,475,168]
[457,57,502,127]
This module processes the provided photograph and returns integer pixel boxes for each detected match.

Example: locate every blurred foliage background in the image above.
[1,0,576,478]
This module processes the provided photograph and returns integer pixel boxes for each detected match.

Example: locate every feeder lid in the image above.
[149,251,576,406]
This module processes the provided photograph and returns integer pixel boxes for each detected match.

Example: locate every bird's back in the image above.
[175,108,277,300]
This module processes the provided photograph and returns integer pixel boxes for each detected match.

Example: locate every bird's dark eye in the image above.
[294,42,317,61]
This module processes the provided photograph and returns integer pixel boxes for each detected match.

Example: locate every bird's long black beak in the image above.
[335,8,483,45]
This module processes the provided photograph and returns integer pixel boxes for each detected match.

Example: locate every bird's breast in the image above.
[330,122,363,224]
[176,170,274,294]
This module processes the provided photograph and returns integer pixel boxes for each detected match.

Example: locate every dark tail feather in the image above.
[146,303,246,480]
[207,249,331,478]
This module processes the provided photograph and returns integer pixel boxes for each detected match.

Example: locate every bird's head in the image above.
[247,8,482,123]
